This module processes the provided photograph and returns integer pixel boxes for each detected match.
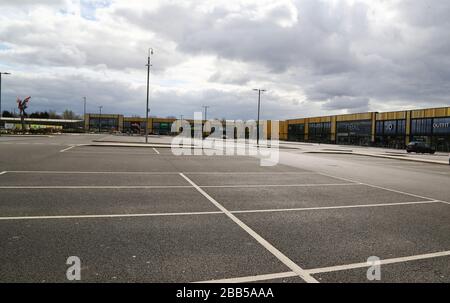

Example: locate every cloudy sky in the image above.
[0,0,449,120]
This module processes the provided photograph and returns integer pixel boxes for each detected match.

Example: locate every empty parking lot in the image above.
[0,135,449,283]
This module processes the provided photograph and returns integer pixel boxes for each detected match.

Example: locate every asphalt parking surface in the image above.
[0,134,449,283]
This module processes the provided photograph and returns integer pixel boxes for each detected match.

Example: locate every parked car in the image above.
[406,141,436,154]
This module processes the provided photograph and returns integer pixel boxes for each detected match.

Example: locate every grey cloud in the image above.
[322,96,370,112]
[1,71,310,120]
[208,71,250,85]
[0,4,183,72]
[2,0,450,118]
[1,72,145,116]
[116,0,450,112]
[118,0,366,74]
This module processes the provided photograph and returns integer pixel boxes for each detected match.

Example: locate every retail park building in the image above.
[82,106,450,152]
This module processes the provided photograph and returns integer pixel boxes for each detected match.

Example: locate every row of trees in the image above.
[2,110,81,120]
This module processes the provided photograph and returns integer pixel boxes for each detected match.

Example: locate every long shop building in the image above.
[85,106,450,152]
[85,114,275,138]
[281,106,450,152]
[85,114,177,135]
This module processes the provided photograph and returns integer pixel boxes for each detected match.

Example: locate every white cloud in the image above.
[1,0,450,120]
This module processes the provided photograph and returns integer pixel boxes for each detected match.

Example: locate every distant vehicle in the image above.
[406,142,436,154]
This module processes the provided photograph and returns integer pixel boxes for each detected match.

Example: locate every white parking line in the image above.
[231,200,441,214]
[64,151,158,155]
[60,145,78,153]
[318,172,444,202]
[0,171,6,176]
[0,185,193,189]
[0,200,440,221]
[153,147,160,154]
[179,172,319,283]
[0,184,361,190]
[0,211,224,221]
[195,271,298,283]
[196,250,450,283]
[307,250,450,274]
[201,183,360,188]
[184,172,317,175]
[2,170,319,175]
[4,171,181,174]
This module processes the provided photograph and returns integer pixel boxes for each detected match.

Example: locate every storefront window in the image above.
[337,121,371,135]
[337,120,372,146]
[288,124,305,141]
[89,117,118,131]
[308,122,331,142]
[383,120,397,135]
[398,120,406,134]
[376,121,383,135]
[153,122,173,135]
[411,118,432,135]
[375,120,406,149]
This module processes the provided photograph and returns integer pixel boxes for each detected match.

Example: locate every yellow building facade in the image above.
[85,106,450,152]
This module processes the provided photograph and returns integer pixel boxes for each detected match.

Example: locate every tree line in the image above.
[2,110,81,120]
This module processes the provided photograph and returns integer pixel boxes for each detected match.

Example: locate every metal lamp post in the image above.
[253,89,266,146]
[145,48,154,144]
[202,105,210,122]
[98,106,103,133]
[83,97,87,131]
[202,105,210,138]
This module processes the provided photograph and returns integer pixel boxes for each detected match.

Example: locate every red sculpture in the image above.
[17,96,31,116]
[16,96,31,132]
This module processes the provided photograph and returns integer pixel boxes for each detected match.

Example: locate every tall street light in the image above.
[202,105,210,121]
[98,106,103,133]
[83,97,87,131]
[202,105,210,137]
[83,97,87,118]
[253,89,266,146]
[0,72,11,122]
[146,48,154,144]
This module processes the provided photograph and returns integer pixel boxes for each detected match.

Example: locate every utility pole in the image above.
[253,89,266,146]
[146,48,154,144]
[98,106,103,133]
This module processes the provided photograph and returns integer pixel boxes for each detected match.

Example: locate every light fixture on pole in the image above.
[145,48,154,144]
[0,72,11,122]
[253,89,266,146]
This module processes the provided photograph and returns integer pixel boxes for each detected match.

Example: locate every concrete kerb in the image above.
[86,140,449,165]
[304,150,449,165]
